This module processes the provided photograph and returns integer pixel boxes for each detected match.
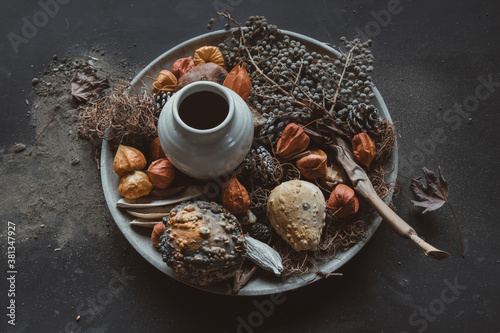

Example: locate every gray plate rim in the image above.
[100,29,398,296]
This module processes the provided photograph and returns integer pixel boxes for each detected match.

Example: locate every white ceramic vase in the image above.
[157,81,254,179]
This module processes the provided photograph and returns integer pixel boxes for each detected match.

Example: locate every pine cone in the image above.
[153,91,172,113]
[259,116,292,146]
[248,223,271,243]
[347,103,381,135]
[241,146,276,187]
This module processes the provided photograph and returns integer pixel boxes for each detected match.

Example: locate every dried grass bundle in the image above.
[78,83,157,151]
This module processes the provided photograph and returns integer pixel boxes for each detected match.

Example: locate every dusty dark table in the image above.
[1,1,499,332]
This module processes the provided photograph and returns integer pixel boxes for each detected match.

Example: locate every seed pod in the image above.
[296,149,328,179]
[327,184,359,218]
[113,144,147,177]
[148,137,166,161]
[276,123,310,159]
[147,158,175,189]
[221,175,250,215]
[193,46,224,66]
[244,235,283,276]
[352,132,376,168]
[152,70,177,94]
[118,171,153,199]
[171,56,195,78]
[223,60,251,100]
[151,222,165,247]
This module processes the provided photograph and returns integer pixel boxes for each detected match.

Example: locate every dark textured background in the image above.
[1,0,499,332]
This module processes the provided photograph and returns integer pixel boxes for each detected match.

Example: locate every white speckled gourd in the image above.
[267,180,326,251]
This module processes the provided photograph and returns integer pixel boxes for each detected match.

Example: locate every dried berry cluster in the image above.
[211,15,382,137]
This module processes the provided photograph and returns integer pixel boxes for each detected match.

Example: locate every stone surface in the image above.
[0,1,498,332]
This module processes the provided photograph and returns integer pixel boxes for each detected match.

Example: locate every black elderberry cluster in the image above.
[211,15,382,136]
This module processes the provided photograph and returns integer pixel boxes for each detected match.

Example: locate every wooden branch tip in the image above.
[409,234,450,261]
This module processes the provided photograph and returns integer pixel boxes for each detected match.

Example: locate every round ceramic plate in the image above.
[100,29,398,296]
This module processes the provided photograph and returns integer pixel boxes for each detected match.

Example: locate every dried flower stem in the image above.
[330,40,358,113]
[447,202,465,258]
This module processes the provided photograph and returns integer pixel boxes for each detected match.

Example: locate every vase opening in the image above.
[178,90,229,130]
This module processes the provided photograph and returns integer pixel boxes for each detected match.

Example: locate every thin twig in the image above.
[330,41,359,113]
[34,107,61,141]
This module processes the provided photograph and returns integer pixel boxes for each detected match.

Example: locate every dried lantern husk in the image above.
[327,184,359,218]
[352,132,376,168]
[151,222,165,247]
[152,70,177,94]
[296,149,328,179]
[193,46,225,67]
[176,63,228,91]
[118,171,153,199]
[223,60,251,100]
[276,123,310,159]
[149,137,166,161]
[221,174,251,215]
[147,158,175,189]
[113,144,147,177]
[171,56,195,78]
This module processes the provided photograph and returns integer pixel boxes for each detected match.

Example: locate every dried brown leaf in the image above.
[410,167,449,214]
[71,71,110,103]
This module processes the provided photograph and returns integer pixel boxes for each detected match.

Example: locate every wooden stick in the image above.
[332,145,450,261]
